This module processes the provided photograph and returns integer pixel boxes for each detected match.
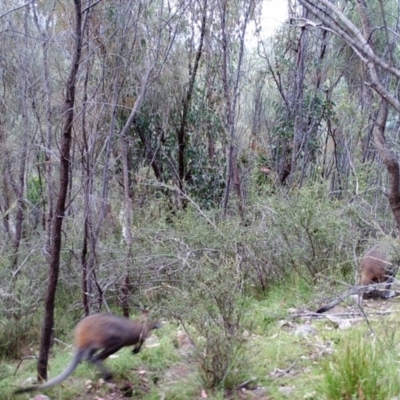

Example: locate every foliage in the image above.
[2,0,400,398]
[0,254,46,358]
[172,258,249,389]
[317,330,400,400]
[249,183,359,284]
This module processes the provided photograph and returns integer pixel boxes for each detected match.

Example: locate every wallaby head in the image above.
[15,312,161,394]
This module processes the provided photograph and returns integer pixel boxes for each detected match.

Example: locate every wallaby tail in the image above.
[14,349,85,394]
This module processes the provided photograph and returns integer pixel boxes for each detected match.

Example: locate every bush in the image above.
[249,183,359,284]
[164,257,251,390]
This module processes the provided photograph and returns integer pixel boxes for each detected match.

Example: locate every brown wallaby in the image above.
[316,244,400,314]
[14,313,161,394]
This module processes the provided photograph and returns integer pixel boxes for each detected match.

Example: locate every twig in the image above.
[291,310,393,318]
[53,338,71,348]
[271,360,297,381]
[14,356,37,376]
[236,377,257,390]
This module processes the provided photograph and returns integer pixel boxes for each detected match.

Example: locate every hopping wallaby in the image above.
[15,312,160,394]
[316,244,400,314]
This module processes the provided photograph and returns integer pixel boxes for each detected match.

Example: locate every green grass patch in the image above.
[317,328,400,400]
[5,281,400,399]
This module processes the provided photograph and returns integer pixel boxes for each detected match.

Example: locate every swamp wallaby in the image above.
[15,313,160,394]
[316,244,400,313]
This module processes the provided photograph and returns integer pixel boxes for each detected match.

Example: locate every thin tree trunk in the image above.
[11,7,30,272]
[289,21,307,185]
[372,102,400,231]
[32,2,55,255]
[37,0,83,381]
[81,14,94,315]
[0,123,10,236]
[121,274,130,318]
[220,0,252,217]
[176,0,207,205]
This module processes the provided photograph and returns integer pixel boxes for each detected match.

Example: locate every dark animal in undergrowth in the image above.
[316,243,400,314]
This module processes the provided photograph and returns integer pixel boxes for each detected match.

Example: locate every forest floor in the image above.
[75,297,400,400]
[7,291,400,400]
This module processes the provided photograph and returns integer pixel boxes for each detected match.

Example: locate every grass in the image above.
[4,282,400,399]
[316,329,400,400]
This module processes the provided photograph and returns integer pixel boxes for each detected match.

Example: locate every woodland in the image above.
[2,0,400,399]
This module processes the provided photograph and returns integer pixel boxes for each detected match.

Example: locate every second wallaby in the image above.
[15,313,161,394]
[316,244,400,313]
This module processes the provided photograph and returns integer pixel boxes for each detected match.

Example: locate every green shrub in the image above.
[163,257,251,390]
[251,183,359,284]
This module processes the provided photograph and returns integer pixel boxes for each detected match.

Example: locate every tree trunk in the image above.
[37,0,82,381]
[220,0,252,217]
[11,7,30,272]
[372,100,400,232]
[176,0,207,206]
[32,2,55,255]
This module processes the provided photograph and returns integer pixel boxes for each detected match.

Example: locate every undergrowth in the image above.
[317,329,400,400]
[2,184,399,398]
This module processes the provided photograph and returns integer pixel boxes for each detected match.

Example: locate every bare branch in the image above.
[298,0,400,80]
[82,0,104,14]
[296,0,400,113]
[0,0,35,20]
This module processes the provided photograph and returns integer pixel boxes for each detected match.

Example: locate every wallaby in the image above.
[14,312,160,394]
[316,244,400,314]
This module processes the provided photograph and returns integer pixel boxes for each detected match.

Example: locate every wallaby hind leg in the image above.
[132,340,144,354]
[87,347,121,381]
[91,360,113,381]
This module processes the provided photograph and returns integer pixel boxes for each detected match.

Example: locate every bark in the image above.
[80,10,96,316]
[81,215,90,316]
[37,0,83,381]
[373,101,400,232]
[117,0,182,299]
[220,1,235,214]
[81,56,91,317]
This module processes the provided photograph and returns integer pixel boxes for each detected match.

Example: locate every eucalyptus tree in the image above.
[294,0,400,231]
[37,0,83,382]
[176,0,208,207]
[254,1,346,190]
[217,0,261,215]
